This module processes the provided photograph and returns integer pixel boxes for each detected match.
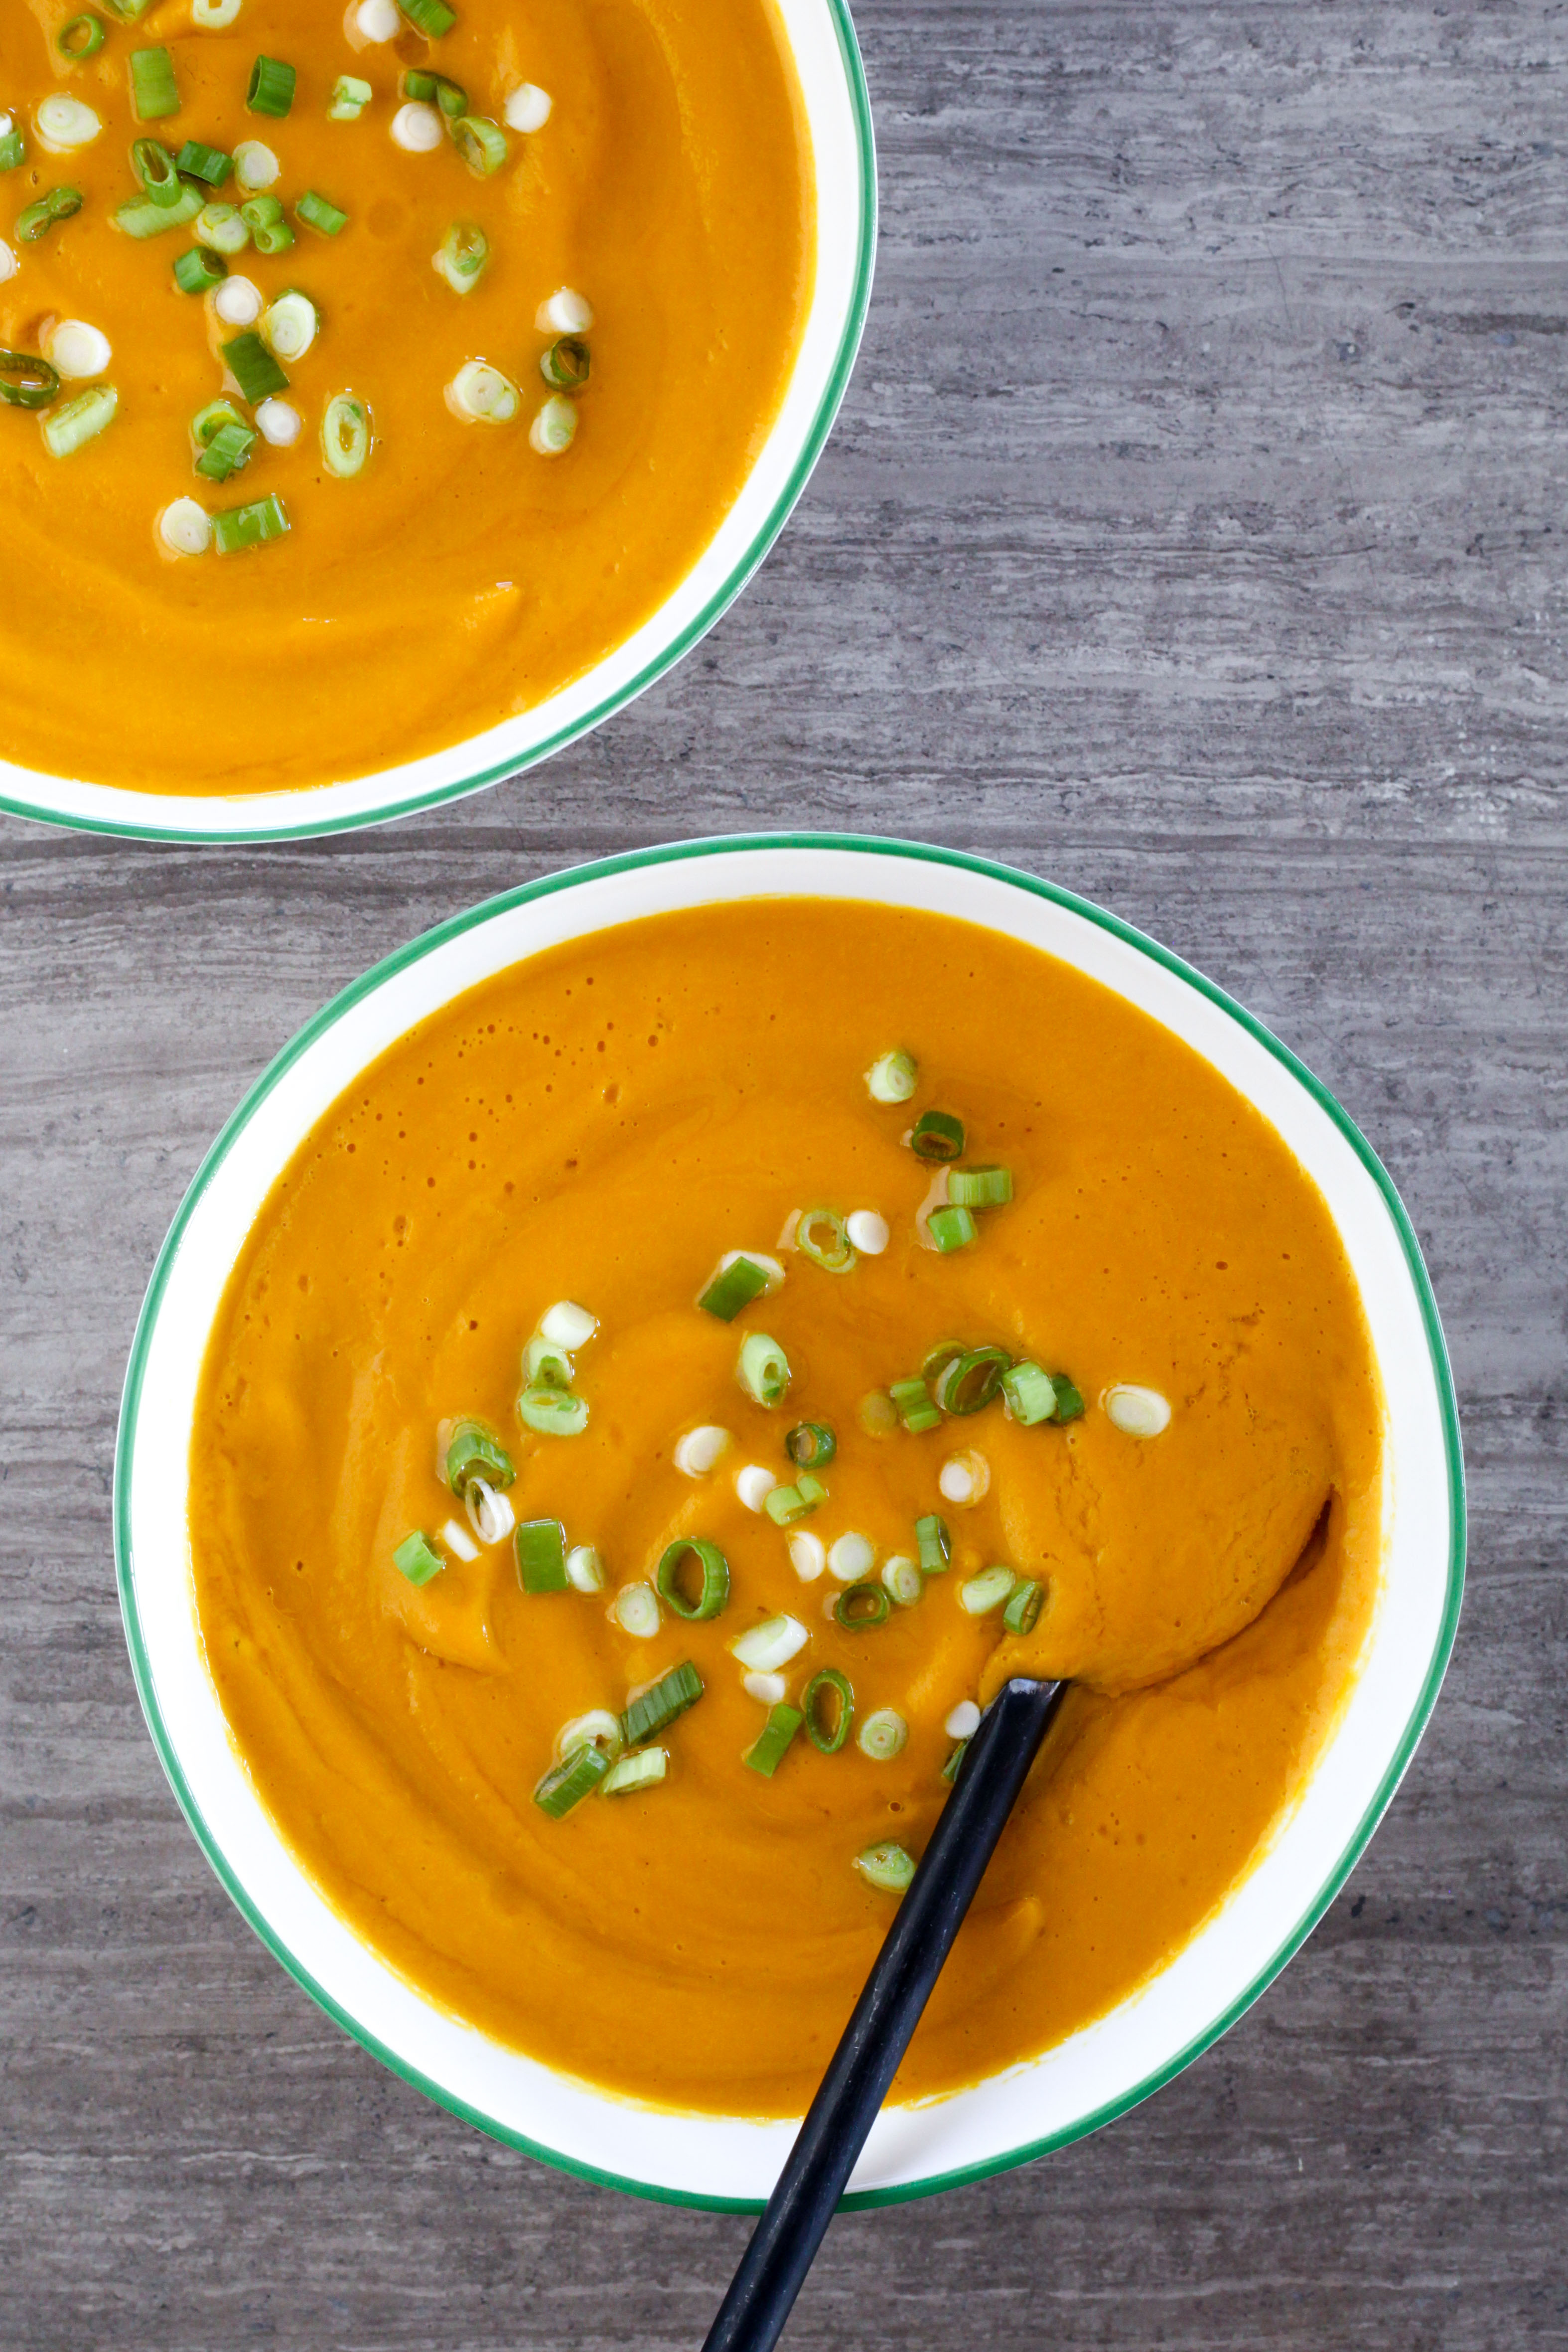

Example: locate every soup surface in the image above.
[189,900,1384,2117]
[0,0,812,795]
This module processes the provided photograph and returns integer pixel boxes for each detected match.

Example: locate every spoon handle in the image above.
[701,1675,1067,2352]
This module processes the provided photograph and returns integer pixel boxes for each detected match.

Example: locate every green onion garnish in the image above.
[116,180,202,236]
[132,138,183,206]
[934,1345,1010,1416]
[212,491,289,553]
[177,140,232,186]
[239,192,292,254]
[834,1581,889,1632]
[402,68,437,101]
[796,1471,828,1506]
[959,1564,1015,1616]
[803,1667,853,1754]
[434,74,469,116]
[59,12,107,57]
[450,112,508,174]
[654,1537,729,1622]
[263,291,317,361]
[927,1204,977,1253]
[195,417,256,481]
[434,219,489,294]
[762,1482,816,1527]
[393,1530,443,1586]
[556,1708,623,1764]
[915,1513,951,1574]
[866,1049,918,1104]
[620,1660,703,1749]
[40,384,116,457]
[328,75,372,122]
[321,391,372,478]
[854,1841,914,1892]
[18,187,83,242]
[192,396,246,445]
[909,1110,965,1163]
[517,1384,589,1436]
[1050,1374,1086,1422]
[602,1747,667,1797]
[514,1517,568,1593]
[948,1165,1013,1209]
[737,1332,790,1408]
[195,201,248,253]
[922,1338,966,1386]
[444,1419,515,1496]
[222,327,287,404]
[533,1740,610,1818]
[399,0,457,32]
[0,127,24,173]
[796,1207,854,1273]
[941,1739,968,1784]
[881,1556,923,1608]
[296,188,347,236]
[699,1253,774,1321]
[856,1708,908,1762]
[744,1703,803,1779]
[540,334,590,392]
[130,45,179,120]
[999,1361,1057,1425]
[889,1376,940,1433]
[1002,1578,1043,1634]
[0,351,61,410]
[785,1421,836,1469]
[522,1334,572,1389]
[247,56,296,118]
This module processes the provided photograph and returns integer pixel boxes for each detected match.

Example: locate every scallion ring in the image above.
[450,112,508,175]
[854,1841,914,1891]
[1002,1577,1043,1634]
[398,0,457,32]
[959,1564,1016,1616]
[948,1164,1013,1208]
[737,1331,791,1408]
[177,140,232,187]
[620,1660,703,1748]
[555,1709,623,1765]
[540,335,590,392]
[914,1512,951,1574]
[601,1747,667,1797]
[743,1703,803,1779]
[522,1334,572,1389]
[321,392,373,479]
[927,1203,978,1253]
[796,1206,855,1273]
[296,188,347,236]
[533,1741,610,1818]
[803,1666,853,1754]
[865,1049,917,1104]
[247,55,296,118]
[856,1708,908,1762]
[131,138,183,205]
[654,1537,729,1623]
[934,1345,1010,1416]
[514,1517,568,1594]
[1000,1360,1058,1424]
[517,1384,589,1436]
[129,45,179,121]
[263,291,317,362]
[880,1555,923,1608]
[909,1109,965,1162]
[889,1376,940,1433]
[434,219,489,294]
[40,383,116,456]
[393,1530,443,1586]
[834,1581,889,1632]
[0,350,61,410]
[58,13,107,59]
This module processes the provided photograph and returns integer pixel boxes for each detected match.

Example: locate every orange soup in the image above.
[0,0,812,794]
[189,901,1384,2116]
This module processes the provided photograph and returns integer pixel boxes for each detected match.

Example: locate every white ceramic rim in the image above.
[114,834,1466,2209]
[0,3,876,845]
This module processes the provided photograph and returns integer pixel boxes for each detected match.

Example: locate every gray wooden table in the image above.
[3,3,1564,2345]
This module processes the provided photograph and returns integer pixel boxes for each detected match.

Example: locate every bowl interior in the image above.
[116,837,1463,2207]
[0,2,875,845]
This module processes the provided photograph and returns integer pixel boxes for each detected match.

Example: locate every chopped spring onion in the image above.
[1104,1383,1172,1438]
[796,1207,855,1273]
[402,69,436,99]
[296,188,348,236]
[915,1512,951,1574]
[530,394,577,455]
[192,0,244,24]
[195,201,249,253]
[730,1613,808,1672]
[744,1703,803,1779]
[935,1345,1010,1416]
[788,1530,826,1582]
[786,1422,836,1469]
[223,327,287,402]
[555,1709,623,1764]
[927,1204,978,1253]
[743,1669,787,1706]
[432,75,469,117]
[523,1335,572,1389]
[699,1251,779,1320]
[923,1337,967,1386]
[212,490,288,553]
[949,1165,1013,1209]
[0,128,23,173]
[130,46,179,120]
[866,1049,917,1104]
[518,1384,589,1435]
[3,349,64,410]
[192,395,247,446]
[673,1424,730,1477]
[44,319,111,378]
[565,1543,604,1593]
[856,1708,907,1761]
[536,286,593,334]
[58,14,107,59]
[797,1471,828,1506]
[620,1659,702,1747]
[393,1530,443,1585]
[655,1537,730,1623]
[960,1564,1015,1616]
[391,102,442,152]
[941,1740,968,1784]
[174,243,226,293]
[803,1666,853,1753]
[0,238,19,282]
[263,292,318,362]
[737,1332,790,1408]
[195,418,257,481]
[910,1111,965,1162]
[398,0,457,32]
[247,55,296,118]
[354,0,399,37]
[834,1582,889,1631]
[233,139,279,190]
[450,113,507,174]
[178,141,233,186]
[37,95,102,147]
[434,220,488,294]
[329,76,373,122]
[540,335,591,393]
[321,391,372,477]
[158,497,212,556]
[846,1210,889,1255]
[602,1747,667,1796]
[855,1841,915,1892]
[1049,1373,1086,1422]
[610,1581,660,1638]
[763,1483,812,1527]
[858,1389,898,1437]
[944,1699,982,1741]
[504,83,552,132]
[939,1449,990,1505]
[533,1740,609,1818]
[881,1555,922,1608]
[735,1464,777,1512]
[254,396,301,447]
[1000,1360,1059,1425]
[515,1517,568,1593]
[540,1300,598,1349]
[448,358,519,423]
[41,384,116,456]
[464,1475,514,1547]
[213,275,262,325]
[19,186,83,241]
[890,1377,941,1434]
[438,1516,478,1562]
[240,193,292,253]
[1003,1577,1044,1634]
[827,1531,875,1584]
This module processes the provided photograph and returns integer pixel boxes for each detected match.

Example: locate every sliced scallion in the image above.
[881,1555,922,1608]
[240,192,292,253]
[935,1345,1010,1416]
[858,1389,898,1437]
[247,55,296,118]
[909,1110,965,1163]
[1000,1360,1058,1425]
[785,1421,836,1469]
[555,1709,623,1764]
[192,396,245,446]
[948,1165,1013,1208]
[398,0,457,32]
[1104,1383,1172,1438]
[796,1471,828,1506]
[212,491,289,553]
[744,1703,803,1779]
[540,1300,598,1348]
[699,1252,777,1321]
[927,1204,977,1253]
[450,112,507,174]
[434,219,488,294]
[296,188,347,236]
[730,1614,809,1672]
[40,383,116,456]
[602,1747,667,1796]
[620,1660,702,1748]
[132,139,182,205]
[116,179,202,237]
[540,334,590,392]
[233,139,279,190]
[533,1740,609,1818]
[522,1334,572,1389]
[464,1476,515,1547]
[515,1516,568,1593]
[393,1530,443,1585]
[222,325,287,402]
[402,68,437,102]
[856,1708,908,1762]
[177,141,232,186]
[1049,1373,1086,1422]
[59,13,107,58]
[191,0,242,24]
[263,291,318,362]
[328,75,373,123]
[0,127,23,173]
[0,350,61,410]
[448,358,518,423]
[941,1739,969,1785]
[889,1376,940,1434]
[611,1581,660,1637]
[915,1513,951,1574]
[655,1537,729,1623]
[129,45,179,121]
[1002,1578,1044,1634]
[960,1564,1015,1616]
[803,1666,853,1754]
[518,1384,589,1436]
[565,1543,604,1593]
[834,1581,889,1632]
[737,1332,790,1409]
[855,1841,915,1892]
[866,1049,917,1104]
[321,391,372,478]
[827,1531,875,1584]
[796,1207,855,1274]
[195,200,248,253]
[763,1482,813,1527]
[529,393,576,455]
[18,186,83,241]
[194,417,256,480]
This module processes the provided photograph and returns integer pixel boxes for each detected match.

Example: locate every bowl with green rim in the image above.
[0,1,875,846]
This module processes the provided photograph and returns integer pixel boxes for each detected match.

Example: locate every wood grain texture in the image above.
[1,2,1565,2345]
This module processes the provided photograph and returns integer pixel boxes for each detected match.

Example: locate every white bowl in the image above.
[115,836,1464,2208]
[0,4,875,846]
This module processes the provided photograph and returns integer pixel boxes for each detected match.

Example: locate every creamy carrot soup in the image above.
[189,902,1384,2117]
[0,0,812,795]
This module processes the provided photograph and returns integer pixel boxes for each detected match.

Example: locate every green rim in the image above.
[0,5,877,846]
[113,832,1466,2211]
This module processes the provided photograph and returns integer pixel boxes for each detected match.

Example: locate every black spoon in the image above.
[702,1674,1068,2352]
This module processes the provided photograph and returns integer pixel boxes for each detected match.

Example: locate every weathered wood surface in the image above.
[2,1,1564,2345]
